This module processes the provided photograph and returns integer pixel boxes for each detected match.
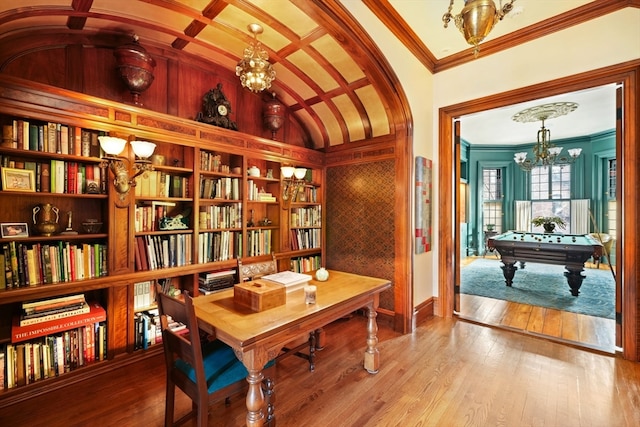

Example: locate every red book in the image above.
[12,301,106,343]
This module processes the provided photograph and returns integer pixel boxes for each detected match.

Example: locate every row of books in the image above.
[290,206,322,227]
[133,281,157,310]
[134,170,189,198]
[290,228,321,250]
[197,231,242,263]
[199,151,235,173]
[1,241,108,289]
[247,180,277,202]
[134,201,177,232]
[2,319,107,389]
[0,156,105,194]
[1,120,103,157]
[290,255,322,273]
[294,186,318,203]
[134,309,162,351]
[134,234,193,272]
[199,176,240,200]
[198,203,242,230]
[247,229,272,257]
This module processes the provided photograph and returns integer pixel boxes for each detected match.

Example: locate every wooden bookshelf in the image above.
[0,75,324,405]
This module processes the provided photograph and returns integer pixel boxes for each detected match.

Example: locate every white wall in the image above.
[432,8,640,298]
[341,4,640,306]
[340,1,437,304]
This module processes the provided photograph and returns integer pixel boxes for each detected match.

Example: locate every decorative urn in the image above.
[315,267,329,282]
[32,203,60,236]
[114,34,156,106]
[263,92,285,140]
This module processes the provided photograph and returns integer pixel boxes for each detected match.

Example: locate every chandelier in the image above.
[512,102,582,172]
[442,0,517,57]
[236,23,276,93]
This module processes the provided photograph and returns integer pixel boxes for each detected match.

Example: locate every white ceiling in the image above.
[459,83,617,146]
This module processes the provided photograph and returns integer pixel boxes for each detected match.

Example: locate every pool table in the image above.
[487,231,603,296]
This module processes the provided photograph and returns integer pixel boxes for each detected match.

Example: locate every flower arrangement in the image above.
[531,216,566,231]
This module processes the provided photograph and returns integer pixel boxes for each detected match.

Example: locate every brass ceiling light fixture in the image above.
[442,0,517,57]
[236,23,276,93]
[512,102,582,172]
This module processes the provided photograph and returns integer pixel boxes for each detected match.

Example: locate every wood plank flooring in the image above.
[459,257,616,353]
[1,314,639,427]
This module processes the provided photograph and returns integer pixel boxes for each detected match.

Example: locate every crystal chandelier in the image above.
[236,23,276,93]
[512,102,582,172]
[442,0,517,57]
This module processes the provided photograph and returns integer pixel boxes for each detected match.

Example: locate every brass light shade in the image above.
[443,0,517,57]
[236,23,276,93]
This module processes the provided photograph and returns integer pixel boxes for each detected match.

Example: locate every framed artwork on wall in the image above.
[415,156,432,254]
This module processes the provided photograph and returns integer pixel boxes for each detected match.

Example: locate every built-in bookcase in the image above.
[0,76,323,403]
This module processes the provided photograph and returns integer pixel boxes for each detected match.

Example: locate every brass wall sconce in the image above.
[98,136,156,200]
[281,166,307,208]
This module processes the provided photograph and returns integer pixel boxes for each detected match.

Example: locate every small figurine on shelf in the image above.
[60,211,78,235]
[247,209,255,227]
[260,217,272,226]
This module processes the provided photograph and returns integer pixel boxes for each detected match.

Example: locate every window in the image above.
[482,168,502,233]
[530,165,571,232]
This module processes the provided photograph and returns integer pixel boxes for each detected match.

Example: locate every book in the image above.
[12,302,106,343]
[23,293,86,310]
[19,301,91,327]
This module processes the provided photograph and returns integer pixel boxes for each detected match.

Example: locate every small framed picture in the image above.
[1,167,36,192]
[1,222,29,238]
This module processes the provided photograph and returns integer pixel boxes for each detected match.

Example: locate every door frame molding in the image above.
[437,60,639,361]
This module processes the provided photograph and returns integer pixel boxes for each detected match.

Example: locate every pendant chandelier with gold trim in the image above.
[236,23,276,93]
[512,102,582,172]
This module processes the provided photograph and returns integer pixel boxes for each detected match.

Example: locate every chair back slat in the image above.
[237,253,277,282]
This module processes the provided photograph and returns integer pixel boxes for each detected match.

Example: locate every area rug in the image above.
[461,258,615,319]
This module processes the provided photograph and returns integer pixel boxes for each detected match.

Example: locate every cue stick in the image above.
[588,209,616,281]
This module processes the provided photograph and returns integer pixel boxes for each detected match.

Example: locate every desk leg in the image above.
[246,369,265,427]
[500,262,517,286]
[364,304,380,374]
[564,267,585,297]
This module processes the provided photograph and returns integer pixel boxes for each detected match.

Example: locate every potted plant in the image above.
[486,224,495,232]
[531,216,567,233]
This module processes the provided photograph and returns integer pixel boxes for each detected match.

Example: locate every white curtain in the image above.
[515,200,531,232]
[571,199,590,234]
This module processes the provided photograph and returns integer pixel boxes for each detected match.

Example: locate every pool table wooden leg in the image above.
[500,262,517,286]
[564,267,585,296]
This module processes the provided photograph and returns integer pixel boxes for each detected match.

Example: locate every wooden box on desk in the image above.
[233,280,286,312]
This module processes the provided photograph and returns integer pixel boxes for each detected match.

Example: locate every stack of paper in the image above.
[261,271,312,292]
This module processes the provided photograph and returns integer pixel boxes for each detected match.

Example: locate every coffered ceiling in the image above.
[0,1,627,149]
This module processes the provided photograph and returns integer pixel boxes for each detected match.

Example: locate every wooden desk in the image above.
[193,270,391,427]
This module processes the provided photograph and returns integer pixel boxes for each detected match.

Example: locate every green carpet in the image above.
[461,258,615,319]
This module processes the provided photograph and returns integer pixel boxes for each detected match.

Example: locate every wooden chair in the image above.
[237,254,321,372]
[589,233,614,268]
[156,287,275,427]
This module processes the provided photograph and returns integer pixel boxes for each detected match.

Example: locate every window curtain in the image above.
[571,199,590,234]
[515,200,531,232]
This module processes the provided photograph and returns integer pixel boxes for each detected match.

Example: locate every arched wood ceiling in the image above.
[0,0,409,151]
[0,1,634,150]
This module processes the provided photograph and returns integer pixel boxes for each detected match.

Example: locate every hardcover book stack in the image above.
[4,294,107,389]
[199,269,236,294]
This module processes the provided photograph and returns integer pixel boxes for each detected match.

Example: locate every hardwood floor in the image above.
[459,257,616,353]
[1,314,639,427]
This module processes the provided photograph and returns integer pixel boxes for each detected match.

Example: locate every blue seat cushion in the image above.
[175,340,274,393]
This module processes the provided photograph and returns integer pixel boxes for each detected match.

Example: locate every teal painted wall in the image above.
[464,130,616,255]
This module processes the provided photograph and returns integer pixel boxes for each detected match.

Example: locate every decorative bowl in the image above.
[82,220,103,234]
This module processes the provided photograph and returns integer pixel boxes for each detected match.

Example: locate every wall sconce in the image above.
[98,136,156,200]
[281,166,307,208]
